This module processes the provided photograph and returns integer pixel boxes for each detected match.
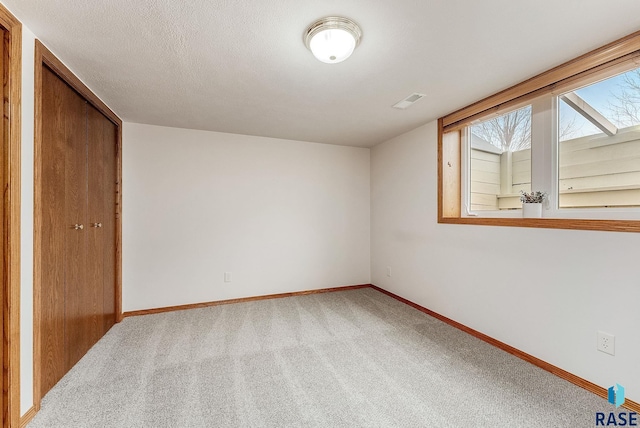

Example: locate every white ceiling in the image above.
[5,0,640,147]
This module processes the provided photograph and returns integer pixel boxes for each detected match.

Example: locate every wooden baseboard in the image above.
[370,285,640,414]
[122,284,372,318]
[20,406,37,428]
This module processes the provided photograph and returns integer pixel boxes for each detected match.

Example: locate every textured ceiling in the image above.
[5,0,640,147]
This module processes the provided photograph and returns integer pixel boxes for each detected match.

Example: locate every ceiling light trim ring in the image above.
[303,16,362,51]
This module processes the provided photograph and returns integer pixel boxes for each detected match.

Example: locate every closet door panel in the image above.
[87,105,106,345]
[63,91,89,372]
[39,52,121,399]
[40,67,68,394]
[102,114,117,332]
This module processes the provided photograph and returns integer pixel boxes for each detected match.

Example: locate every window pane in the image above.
[558,67,640,208]
[468,105,531,211]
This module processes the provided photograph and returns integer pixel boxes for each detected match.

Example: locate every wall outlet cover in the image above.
[597,331,615,356]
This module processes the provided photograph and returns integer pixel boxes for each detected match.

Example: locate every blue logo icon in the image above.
[608,384,625,408]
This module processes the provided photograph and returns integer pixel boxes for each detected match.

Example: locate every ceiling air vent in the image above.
[393,93,426,109]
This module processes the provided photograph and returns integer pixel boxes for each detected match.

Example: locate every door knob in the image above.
[91,223,102,228]
[73,224,84,230]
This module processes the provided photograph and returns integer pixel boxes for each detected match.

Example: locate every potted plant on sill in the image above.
[520,191,547,218]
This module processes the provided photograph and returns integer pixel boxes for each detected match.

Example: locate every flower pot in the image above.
[522,203,542,218]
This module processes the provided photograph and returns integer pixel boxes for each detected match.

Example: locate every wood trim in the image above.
[442,30,640,129]
[33,39,123,408]
[443,51,640,133]
[19,406,36,428]
[122,284,372,318]
[440,125,461,219]
[32,39,42,420]
[437,118,444,221]
[370,285,640,414]
[0,5,21,427]
[114,108,122,323]
[438,216,640,233]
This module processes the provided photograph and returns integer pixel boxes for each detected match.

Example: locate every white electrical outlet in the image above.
[597,331,615,356]
[224,272,232,283]
[386,267,391,277]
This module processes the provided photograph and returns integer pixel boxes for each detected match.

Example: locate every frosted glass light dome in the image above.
[304,17,362,64]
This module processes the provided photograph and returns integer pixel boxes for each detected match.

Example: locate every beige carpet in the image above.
[28,288,617,427]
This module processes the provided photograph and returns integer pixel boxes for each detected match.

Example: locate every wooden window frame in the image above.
[438,30,640,233]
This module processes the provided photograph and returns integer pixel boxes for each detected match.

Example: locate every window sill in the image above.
[438,216,640,233]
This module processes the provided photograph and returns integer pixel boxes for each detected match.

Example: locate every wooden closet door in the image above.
[87,105,105,345]
[101,112,117,333]
[62,85,90,373]
[40,66,89,391]
[40,66,71,393]
[38,47,121,401]
[87,105,117,338]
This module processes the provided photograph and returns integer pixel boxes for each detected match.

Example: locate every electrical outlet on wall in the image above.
[224,272,232,283]
[597,331,615,356]
[386,267,391,277]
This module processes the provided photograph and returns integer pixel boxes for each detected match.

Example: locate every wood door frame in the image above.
[0,5,21,427]
[33,40,122,407]
[0,5,21,428]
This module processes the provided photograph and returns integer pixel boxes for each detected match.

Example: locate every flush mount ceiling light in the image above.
[304,16,362,64]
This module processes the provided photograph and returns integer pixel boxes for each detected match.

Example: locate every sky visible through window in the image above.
[559,67,640,141]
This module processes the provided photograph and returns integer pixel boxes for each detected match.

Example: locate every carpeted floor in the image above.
[28,288,615,427]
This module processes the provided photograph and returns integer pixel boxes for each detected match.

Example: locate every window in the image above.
[466,105,532,212]
[438,30,640,232]
[558,69,640,209]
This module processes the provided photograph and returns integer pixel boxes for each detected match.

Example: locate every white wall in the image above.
[123,123,371,311]
[371,121,640,403]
